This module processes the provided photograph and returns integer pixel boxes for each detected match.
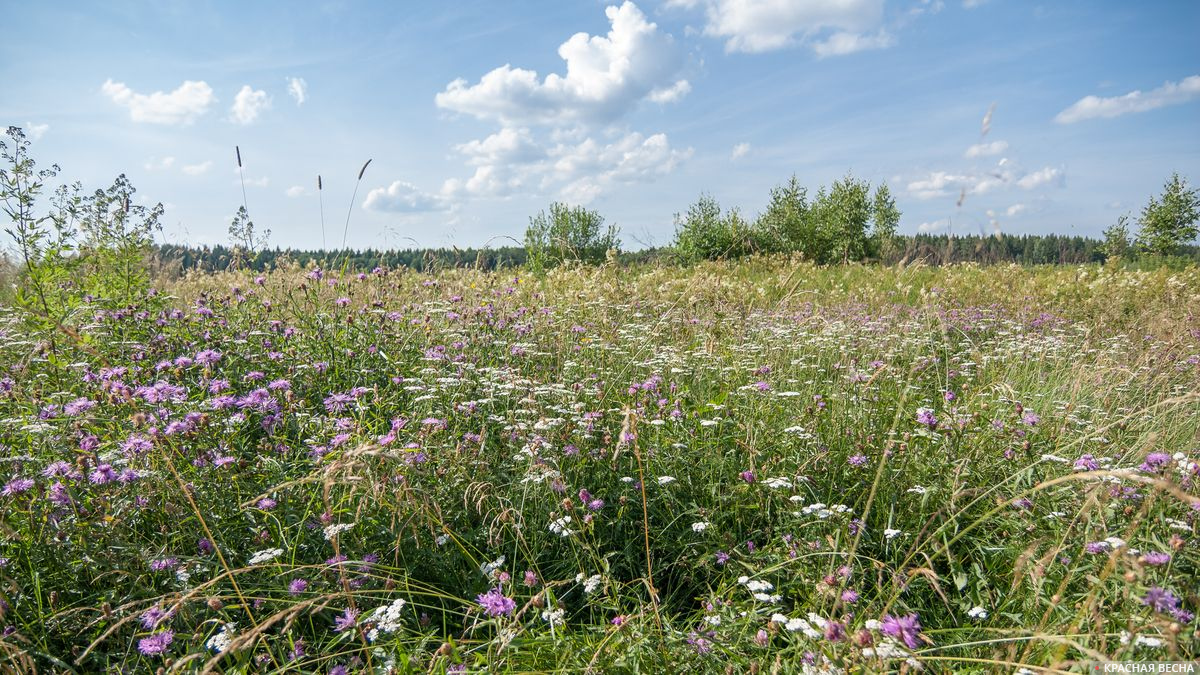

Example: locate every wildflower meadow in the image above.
[0,259,1197,673]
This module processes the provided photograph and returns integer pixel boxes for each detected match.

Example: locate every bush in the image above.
[671,193,766,262]
[524,202,619,271]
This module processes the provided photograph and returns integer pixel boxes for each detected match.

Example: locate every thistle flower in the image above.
[476,587,515,617]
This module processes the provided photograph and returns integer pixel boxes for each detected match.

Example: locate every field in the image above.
[1,259,1197,673]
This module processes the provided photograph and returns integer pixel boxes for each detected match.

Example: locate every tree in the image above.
[1100,214,1133,264]
[818,174,872,263]
[757,175,816,257]
[228,205,269,270]
[871,182,901,260]
[524,202,619,270]
[1136,172,1199,257]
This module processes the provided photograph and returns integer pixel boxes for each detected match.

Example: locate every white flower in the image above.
[548,516,575,537]
[763,477,793,489]
[480,555,506,576]
[657,476,676,486]
[248,548,283,565]
[967,606,988,619]
[323,523,355,540]
[541,607,565,626]
[883,528,903,540]
[704,614,721,626]
[583,574,603,594]
[206,622,237,652]
[744,579,774,592]
[366,598,408,641]
[754,592,782,603]
[435,534,450,546]
[691,521,711,533]
[906,486,927,494]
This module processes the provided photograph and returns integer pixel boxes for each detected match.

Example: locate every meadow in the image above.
[0,258,1197,673]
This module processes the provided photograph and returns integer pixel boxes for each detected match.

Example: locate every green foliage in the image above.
[524,202,619,271]
[1136,172,1200,257]
[228,205,270,270]
[672,193,765,262]
[76,174,163,306]
[1100,214,1133,264]
[0,126,75,324]
[676,174,903,264]
[1,126,163,333]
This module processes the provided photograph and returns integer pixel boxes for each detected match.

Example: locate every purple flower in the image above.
[195,349,222,365]
[715,551,730,565]
[150,558,179,572]
[1,478,34,497]
[476,587,516,617]
[1139,452,1172,473]
[740,470,756,483]
[848,454,868,467]
[916,408,938,429]
[880,613,923,649]
[1021,412,1040,426]
[333,607,359,632]
[1142,587,1180,614]
[1141,551,1171,566]
[289,578,309,595]
[137,629,174,656]
[1073,454,1099,471]
[840,589,859,604]
[140,606,173,629]
[523,570,538,586]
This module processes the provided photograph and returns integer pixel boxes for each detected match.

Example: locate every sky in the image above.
[2,0,1198,250]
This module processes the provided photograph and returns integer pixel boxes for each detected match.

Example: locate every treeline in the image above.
[155,232,1199,275]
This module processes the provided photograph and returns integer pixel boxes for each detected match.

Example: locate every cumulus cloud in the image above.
[181,161,212,176]
[811,30,894,58]
[435,2,686,126]
[554,131,693,203]
[1055,75,1200,124]
[731,142,751,159]
[25,122,49,141]
[442,130,691,203]
[287,77,308,106]
[230,86,271,125]
[1005,203,1026,216]
[454,127,545,167]
[364,181,448,212]
[286,185,306,197]
[144,156,176,171]
[964,140,1008,158]
[668,0,888,55]
[1016,167,1063,190]
[102,79,215,125]
[916,219,949,233]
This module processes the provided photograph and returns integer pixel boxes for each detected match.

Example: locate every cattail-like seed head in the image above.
[358,159,372,181]
[236,146,242,168]
[317,175,322,190]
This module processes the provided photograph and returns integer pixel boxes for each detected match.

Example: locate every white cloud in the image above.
[1016,167,1063,190]
[964,140,1008,158]
[1055,75,1200,124]
[1005,203,1026,216]
[101,79,215,125]
[364,181,448,212]
[25,122,49,141]
[287,77,308,106]
[906,171,972,200]
[181,161,212,176]
[648,79,692,103]
[962,0,989,7]
[144,156,176,171]
[286,185,306,197]
[731,142,751,159]
[230,85,271,125]
[916,219,949,233]
[435,2,686,126]
[811,30,894,58]
[669,0,888,55]
[454,127,545,167]
[239,176,270,188]
[553,131,692,203]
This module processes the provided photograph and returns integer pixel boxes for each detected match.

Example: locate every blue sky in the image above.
[2,0,1198,250]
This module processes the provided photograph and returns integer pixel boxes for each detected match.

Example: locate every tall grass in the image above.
[0,259,1196,673]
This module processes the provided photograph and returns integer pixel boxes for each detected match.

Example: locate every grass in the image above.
[0,257,1197,673]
